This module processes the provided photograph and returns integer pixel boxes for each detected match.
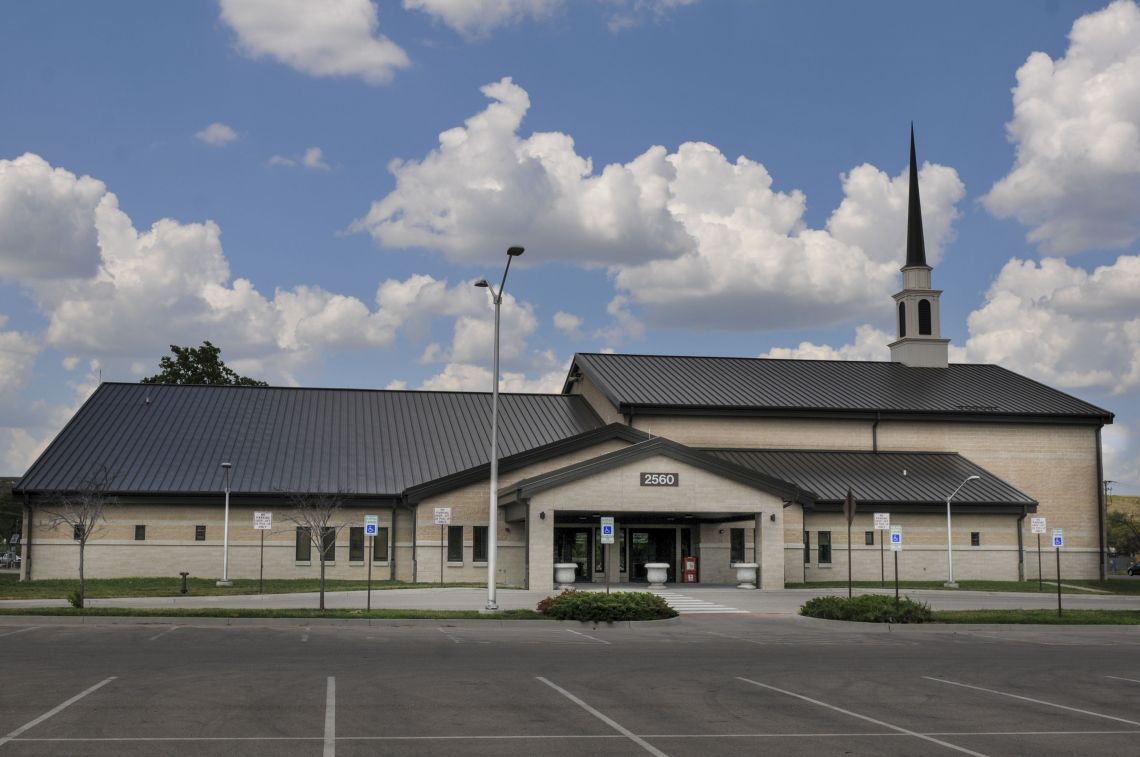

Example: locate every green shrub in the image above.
[800,594,932,623]
[537,589,678,622]
[66,589,83,609]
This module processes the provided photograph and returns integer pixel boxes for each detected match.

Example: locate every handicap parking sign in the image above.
[1052,528,1063,548]
[365,523,378,536]
[600,516,614,544]
[364,514,379,536]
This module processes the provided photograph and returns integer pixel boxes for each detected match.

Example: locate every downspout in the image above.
[411,503,418,584]
[389,504,397,581]
[872,411,880,453]
[1016,505,1026,582]
[21,493,31,582]
[522,492,529,590]
[1096,426,1107,581]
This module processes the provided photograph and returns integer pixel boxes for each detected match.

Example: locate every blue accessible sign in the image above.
[1052,528,1064,548]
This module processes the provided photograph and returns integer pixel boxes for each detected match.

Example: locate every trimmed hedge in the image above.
[537,589,678,622]
[800,594,933,623]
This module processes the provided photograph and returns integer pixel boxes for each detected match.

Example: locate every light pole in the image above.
[217,462,233,587]
[475,245,525,612]
[944,474,979,588]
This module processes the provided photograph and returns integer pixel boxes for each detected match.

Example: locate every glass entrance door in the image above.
[554,528,593,580]
[629,529,676,582]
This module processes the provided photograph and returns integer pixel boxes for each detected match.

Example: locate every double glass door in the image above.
[554,528,592,580]
[629,529,676,582]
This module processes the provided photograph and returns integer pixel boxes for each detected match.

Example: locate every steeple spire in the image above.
[906,123,927,268]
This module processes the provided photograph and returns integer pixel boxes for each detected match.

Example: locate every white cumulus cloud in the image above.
[983,0,1140,254]
[604,0,699,32]
[220,0,410,85]
[760,324,892,362]
[268,146,331,170]
[355,78,966,332]
[404,0,561,38]
[195,122,239,146]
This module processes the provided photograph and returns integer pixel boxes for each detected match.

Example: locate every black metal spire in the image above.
[906,124,927,268]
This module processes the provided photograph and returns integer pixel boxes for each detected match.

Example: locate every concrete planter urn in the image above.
[645,562,670,589]
[554,563,579,589]
[732,562,759,589]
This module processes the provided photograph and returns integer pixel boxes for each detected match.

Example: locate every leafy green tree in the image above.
[0,478,20,554]
[141,341,267,386]
[1107,510,1140,560]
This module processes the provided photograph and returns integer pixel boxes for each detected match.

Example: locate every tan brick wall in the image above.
[568,374,623,424]
[633,416,872,450]
[27,503,398,581]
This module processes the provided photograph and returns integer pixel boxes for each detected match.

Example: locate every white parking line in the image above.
[0,677,116,747]
[737,677,991,757]
[537,677,670,757]
[566,629,610,645]
[1105,675,1140,685]
[301,627,310,643]
[0,626,38,639]
[324,676,335,757]
[924,677,1140,727]
[147,626,179,642]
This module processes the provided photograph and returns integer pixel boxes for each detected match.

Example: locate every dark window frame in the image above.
[803,531,810,564]
[349,526,365,562]
[320,527,336,562]
[134,525,146,541]
[73,524,84,541]
[295,527,311,561]
[447,525,463,563]
[918,298,932,335]
[971,531,981,547]
[194,525,206,542]
[865,530,874,546]
[898,301,907,337]
[818,531,832,564]
[373,527,389,561]
[473,525,489,563]
[730,528,745,563]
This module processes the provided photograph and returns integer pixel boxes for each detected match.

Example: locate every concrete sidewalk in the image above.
[2,583,1138,614]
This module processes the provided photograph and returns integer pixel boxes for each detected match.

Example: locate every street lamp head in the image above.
[221,462,232,470]
[967,475,980,482]
[507,246,525,257]
[474,279,489,288]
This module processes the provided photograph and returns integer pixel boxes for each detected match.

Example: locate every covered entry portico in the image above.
[499,437,809,592]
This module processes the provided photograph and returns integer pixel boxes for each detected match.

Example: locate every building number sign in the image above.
[641,472,678,486]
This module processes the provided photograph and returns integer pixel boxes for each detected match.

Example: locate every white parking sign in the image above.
[890,526,902,552]
[874,512,890,530]
[600,516,614,545]
[364,514,379,536]
[1031,517,1047,535]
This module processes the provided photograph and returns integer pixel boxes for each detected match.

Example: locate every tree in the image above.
[0,478,20,555]
[141,341,268,386]
[282,490,350,610]
[1107,510,1140,561]
[41,466,118,608]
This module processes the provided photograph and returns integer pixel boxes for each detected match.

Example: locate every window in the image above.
[194,525,206,542]
[918,299,932,335]
[373,527,389,561]
[447,525,463,562]
[865,530,875,546]
[320,527,336,562]
[73,524,84,541]
[473,525,488,563]
[135,525,146,541]
[898,302,907,337]
[818,531,832,564]
[971,531,981,547]
[803,531,810,564]
[730,528,745,563]
[349,527,364,562]
[594,528,604,572]
[619,529,626,573]
[295,527,311,561]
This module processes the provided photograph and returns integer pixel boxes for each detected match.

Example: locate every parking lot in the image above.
[1,616,1139,756]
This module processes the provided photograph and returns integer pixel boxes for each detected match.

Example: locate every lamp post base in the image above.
[943,581,959,588]
[479,603,500,614]
[215,580,233,588]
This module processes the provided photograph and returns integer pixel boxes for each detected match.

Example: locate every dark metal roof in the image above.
[705,449,1036,509]
[568,353,1112,423]
[15,383,604,496]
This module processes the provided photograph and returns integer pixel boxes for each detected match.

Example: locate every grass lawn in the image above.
[0,606,545,620]
[934,609,1140,625]
[784,580,1100,594]
[0,574,489,600]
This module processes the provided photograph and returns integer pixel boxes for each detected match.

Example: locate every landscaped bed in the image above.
[536,589,678,622]
[800,595,1140,625]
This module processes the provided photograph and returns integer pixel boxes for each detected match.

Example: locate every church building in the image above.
[12,133,1113,591]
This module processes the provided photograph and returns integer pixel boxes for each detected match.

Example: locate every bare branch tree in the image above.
[280,489,351,610]
[40,465,118,608]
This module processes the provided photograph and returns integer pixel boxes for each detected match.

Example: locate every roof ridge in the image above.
[112,381,569,398]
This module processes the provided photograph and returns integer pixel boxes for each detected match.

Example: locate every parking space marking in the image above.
[923,677,1140,727]
[537,677,670,757]
[437,627,462,643]
[0,677,116,747]
[1105,675,1140,685]
[324,676,335,757]
[301,627,310,643]
[566,629,610,645]
[0,626,38,639]
[737,677,991,757]
[146,626,179,642]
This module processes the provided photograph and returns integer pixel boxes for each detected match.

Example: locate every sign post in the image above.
[600,517,615,594]
[890,526,902,607]
[843,489,857,598]
[253,512,272,594]
[1031,517,1047,592]
[365,515,379,612]
[1052,528,1064,616]
[433,508,452,586]
[874,513,890,587]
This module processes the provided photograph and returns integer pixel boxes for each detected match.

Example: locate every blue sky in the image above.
[1,0,1138,493]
